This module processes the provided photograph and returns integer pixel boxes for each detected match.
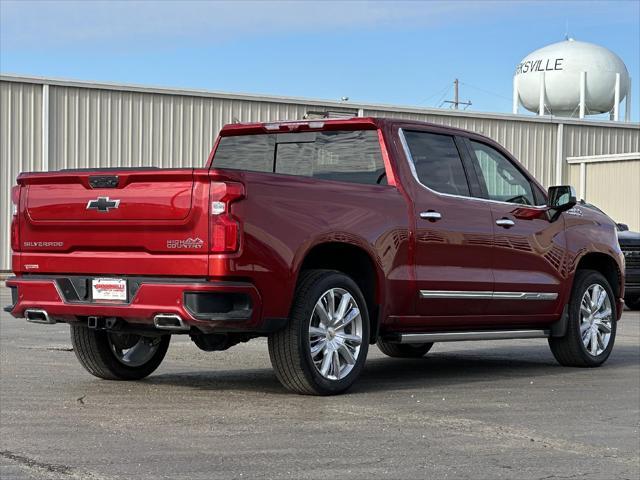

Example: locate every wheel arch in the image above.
[295,241,384,343]
[573,252,623,301]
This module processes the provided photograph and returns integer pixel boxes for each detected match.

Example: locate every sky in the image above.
[1,0,639,121]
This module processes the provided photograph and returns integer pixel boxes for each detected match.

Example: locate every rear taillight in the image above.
[209,181,244,253]
[10,185,20,251]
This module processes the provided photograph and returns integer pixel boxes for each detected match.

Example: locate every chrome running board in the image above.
[396,329,550,344]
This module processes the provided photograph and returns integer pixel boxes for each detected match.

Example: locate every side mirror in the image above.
[547,185,577,212]
[617,223,629,231]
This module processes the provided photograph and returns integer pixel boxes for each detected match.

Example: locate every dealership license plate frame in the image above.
[91,278,128,303]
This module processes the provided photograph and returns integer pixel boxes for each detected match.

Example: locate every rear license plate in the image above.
[92,278,127,302]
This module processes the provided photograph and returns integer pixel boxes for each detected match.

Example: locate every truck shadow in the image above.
[356,345,636,394]
[146,344,639,395]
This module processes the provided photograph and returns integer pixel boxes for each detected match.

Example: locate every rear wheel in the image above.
[377,339,434,358]
[70,325,170,380]
[549,270,617,367]
[268,270,369,395]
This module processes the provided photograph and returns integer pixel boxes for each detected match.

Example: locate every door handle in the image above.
[496,218,515,228]
[420,211,442,221]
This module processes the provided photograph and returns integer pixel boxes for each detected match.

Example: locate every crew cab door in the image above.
[462,138,565,318]
[399,128,494,322]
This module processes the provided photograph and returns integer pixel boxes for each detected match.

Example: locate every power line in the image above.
[460,81,512,104]
[419,82,453,106]
[435,85,453,108]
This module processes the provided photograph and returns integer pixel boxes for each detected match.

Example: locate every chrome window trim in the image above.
[398,128,548,209]
[420,290,558,301]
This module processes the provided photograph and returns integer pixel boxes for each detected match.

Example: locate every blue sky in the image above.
[1,0,639,120]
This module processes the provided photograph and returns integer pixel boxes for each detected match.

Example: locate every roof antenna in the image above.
[564,20,570,40]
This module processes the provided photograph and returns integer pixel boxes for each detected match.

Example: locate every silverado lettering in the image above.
[23,241,64,247]
[5,117,625,395]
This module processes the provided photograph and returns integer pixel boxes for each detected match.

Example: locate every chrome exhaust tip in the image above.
[25,309,55,325]
[153,313,189,332]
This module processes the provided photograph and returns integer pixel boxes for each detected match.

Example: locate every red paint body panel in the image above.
[6,277,261,332]
[487,204,566,317]
[26,171,194,221]
[563,210,626,320]
[6,118,624,333]
[16,170,210,277]
[207,168,411,320]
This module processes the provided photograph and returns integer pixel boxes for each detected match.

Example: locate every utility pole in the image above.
[444,79,472,110]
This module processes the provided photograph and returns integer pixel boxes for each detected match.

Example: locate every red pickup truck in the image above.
[6,117,625,395]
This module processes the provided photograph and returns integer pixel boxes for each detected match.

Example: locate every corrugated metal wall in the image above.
[1,75,639,271]
[1,81,43,271]
[564,125,640,158]
[47,86,316,169]
[568,158,640,231]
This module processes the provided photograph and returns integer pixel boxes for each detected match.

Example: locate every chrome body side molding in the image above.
[492,291,558,300]
[419,290,558,301]
[420,290,494,299]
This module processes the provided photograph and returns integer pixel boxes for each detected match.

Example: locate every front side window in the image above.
[469,141,535,205]
[403,130,470,196]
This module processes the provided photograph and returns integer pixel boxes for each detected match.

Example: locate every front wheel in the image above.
[548,270,617,367]
[268,270,370,395]
[70,325,170,380]
[377,339,433,358]
[624,295,640,311]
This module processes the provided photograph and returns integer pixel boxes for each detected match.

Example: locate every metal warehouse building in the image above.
[1,74,639,272]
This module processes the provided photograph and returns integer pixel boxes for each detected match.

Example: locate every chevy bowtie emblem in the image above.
[86,196,120,212]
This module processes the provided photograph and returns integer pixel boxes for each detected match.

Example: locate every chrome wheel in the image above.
[579,283,613,356]
[108,333,163,367]
[308,288,363,381]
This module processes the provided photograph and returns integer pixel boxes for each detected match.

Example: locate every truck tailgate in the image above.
[26,170,193,221]
[16,169,210,276]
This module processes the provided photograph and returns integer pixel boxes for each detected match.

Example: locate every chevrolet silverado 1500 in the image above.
[5,118,625,395]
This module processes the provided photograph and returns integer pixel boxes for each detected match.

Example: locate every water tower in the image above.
[513,39,631,121]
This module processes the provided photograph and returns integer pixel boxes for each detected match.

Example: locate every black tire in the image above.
[624,295,640,311]
[548,269,617,367]
[268,270,370,395]
[377,339,434,358]
[70,325,170,380]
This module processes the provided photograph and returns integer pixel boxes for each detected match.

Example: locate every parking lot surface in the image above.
[1,288,638,479]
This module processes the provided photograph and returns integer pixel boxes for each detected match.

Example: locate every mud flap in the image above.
[550,304,569,337]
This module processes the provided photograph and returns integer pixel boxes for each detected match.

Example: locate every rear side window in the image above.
[213,130,386,186]
[403,130,470,196]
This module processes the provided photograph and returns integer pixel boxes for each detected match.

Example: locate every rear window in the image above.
[213,130,386,185]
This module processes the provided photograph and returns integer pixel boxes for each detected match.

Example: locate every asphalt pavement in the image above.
[1,288,638,479]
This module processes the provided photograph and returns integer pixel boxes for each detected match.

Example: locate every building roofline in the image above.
[2,72,638,129]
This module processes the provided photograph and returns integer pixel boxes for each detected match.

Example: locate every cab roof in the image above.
[218,117,479,137]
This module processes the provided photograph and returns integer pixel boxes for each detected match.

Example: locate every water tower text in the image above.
[516,58,564,74]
